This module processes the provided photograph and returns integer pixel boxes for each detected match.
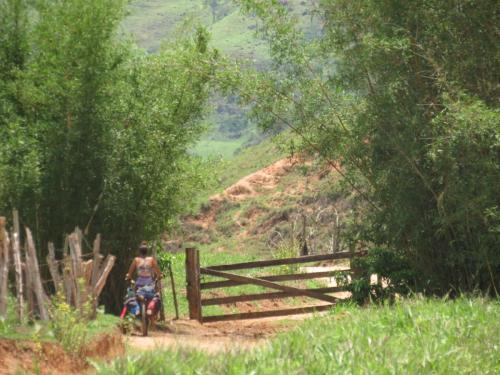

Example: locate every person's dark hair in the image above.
[139,241,148,257]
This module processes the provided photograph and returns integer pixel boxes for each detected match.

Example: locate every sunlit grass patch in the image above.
[95,297,500,374]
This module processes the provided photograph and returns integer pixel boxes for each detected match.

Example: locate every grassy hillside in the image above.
[123,0,317,57]
[95,297,500,374]
[122,1,203,53]
[123,1,321,157]
[180,134,353,262]
[190,136,285,209]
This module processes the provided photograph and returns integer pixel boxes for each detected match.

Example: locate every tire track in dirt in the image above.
[126,314,323,353]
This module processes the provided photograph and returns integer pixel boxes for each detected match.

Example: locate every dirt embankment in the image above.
[186,157,300,233]
[182,155,345,252]
[0,333,123,375]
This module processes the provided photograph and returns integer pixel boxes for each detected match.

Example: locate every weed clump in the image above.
[49,289,91,356]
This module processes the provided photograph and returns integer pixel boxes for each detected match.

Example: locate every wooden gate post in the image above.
[185,248,202,322]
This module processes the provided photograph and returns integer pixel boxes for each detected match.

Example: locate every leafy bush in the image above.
[0,317,7,335]
[349,248,417,305]
[156,250,175,276]
[49,292,90,356]
[271,239,300,274]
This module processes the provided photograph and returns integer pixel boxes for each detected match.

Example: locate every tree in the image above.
[100,30,218,310]
[0,0,219,310]
[23,0,129,247]
[0,0,39,225]
[234,0,499,293]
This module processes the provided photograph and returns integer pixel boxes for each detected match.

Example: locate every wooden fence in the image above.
[0,212,115,321]
[185,248,365,323]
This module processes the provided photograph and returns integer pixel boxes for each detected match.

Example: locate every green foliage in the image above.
[0,0,39,222]
[0,0,219,311]
[0,316,7,335]
[193,137,248,159]
[156,251,174,275]
[349,248,417,305]
[93,297,500,374]
[271,239,300,274]
[49,292,90,356]
[123,1,321,148]
[234,0,500,294]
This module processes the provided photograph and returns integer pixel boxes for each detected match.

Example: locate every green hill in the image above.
[123,0,317,57]
[123,0,320,159]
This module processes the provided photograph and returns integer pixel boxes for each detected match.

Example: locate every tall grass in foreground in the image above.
[94,297,499,374]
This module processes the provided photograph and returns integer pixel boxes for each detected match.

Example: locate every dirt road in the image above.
[127,313,322,353]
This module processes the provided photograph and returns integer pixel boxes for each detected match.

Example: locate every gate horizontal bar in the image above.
[202,304,335,323]
[200,270,348,289]
[204,252,359,271]
[201,286,347,306]
[201,268,338,304]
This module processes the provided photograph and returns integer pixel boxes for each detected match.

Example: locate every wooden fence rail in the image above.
[201,270,346,289]
[204,252,359,271]
[0,211,115,321]
[186,248,365,323]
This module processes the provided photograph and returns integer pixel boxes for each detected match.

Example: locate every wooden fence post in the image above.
[168,262,179,320]
[0,217,9,317]
[47,243,62,294]
[25,228,49,321]
[62,256,74,305]
[68,232,83,309]
[11,211,24,322]
[93,255,116,301]
[185,248,202,322]
[91,234,102,290]
[300,213,309,256]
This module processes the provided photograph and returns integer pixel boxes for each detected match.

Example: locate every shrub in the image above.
[271,239,301,274]
[49,291,90,356]
[349,248,417,305]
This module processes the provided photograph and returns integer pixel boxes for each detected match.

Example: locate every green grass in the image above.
[94,297,500,374]
[122,0,267,60]
[192,138,247,159]
[209,9,268,62]
[122,0,203,52]
[162,239,322,320]
[122,0,268,59]
[0,304,121,342]
[189,136,284,211]
[123,0,320,57]
[162,243,282,319]
[213,137,284,190]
